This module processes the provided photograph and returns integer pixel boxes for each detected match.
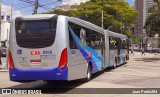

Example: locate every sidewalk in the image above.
[129,51,160,62]
[0,57,8,72]
[0,65,8,72]
[130,50,160,56]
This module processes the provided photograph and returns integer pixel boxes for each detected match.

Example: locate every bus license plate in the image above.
[30,60,41,65]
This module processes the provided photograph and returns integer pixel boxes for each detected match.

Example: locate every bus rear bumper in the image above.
[9,67,68,82]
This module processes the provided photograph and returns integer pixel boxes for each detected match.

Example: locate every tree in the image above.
[132,37,141,44]
[144,0,160,37]
[45,0,137,37]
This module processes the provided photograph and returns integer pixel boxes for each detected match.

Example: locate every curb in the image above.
[0,65,8,70]
[0,69,9,72]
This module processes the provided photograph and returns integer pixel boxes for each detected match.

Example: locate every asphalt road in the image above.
[0,52,160,97]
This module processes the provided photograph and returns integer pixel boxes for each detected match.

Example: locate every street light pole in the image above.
[141,33,143,51]
[0,0,2,47]
[6,1,13,70]
[102,9,104,29]
[121,17,124,34]
[11,2,13,21]
[105,25,113,35]
[107,25,113,31]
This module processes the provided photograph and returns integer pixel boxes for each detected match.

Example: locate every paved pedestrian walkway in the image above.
[0,57,7,71]
[0,65,8,72]
[0,65,5,69]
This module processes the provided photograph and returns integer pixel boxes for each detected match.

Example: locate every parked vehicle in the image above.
[1,47,6,57]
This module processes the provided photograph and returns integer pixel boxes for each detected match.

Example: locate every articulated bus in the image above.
[9,14,129,82]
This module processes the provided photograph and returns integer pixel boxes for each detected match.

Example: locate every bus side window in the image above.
[109,36,116,50]
[122,40,127,49]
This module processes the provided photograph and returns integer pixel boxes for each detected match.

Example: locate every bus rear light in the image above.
[8,51,15,70]
[59,48,68,70]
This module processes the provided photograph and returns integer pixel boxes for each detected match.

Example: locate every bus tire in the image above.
[126,55,128,62]
[113,58,117,69]
[124,57,126,63]
[84,65,92,82]
[127,55,129,60]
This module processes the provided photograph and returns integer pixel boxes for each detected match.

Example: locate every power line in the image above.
[12,9,33,16]
[2,1,34,14]
[1,9,33,20]
[40,0,62,6]
[37,0,68,13]
[19,0,35,4]
[2,1,12,5]
[1,5,33,14]
[19,0,50,13]
[19,0,65,13]
[2,0,67,15]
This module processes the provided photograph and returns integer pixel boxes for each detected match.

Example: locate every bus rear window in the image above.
[16,17,57,48]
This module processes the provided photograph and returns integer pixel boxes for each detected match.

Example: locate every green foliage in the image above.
[125,30,133,38]
[132,38,141,44]
[45,0,137,37]
[144,1,160,36]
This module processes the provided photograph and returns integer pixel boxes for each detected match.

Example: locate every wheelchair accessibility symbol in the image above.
[17,50,22,55]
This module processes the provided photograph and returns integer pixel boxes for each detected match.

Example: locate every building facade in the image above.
[134,0,155,37]
[1,15,11,47]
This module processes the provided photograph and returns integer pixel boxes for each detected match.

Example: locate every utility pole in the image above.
[121,17,123,34]
[5,2,13,70]
[33,0,38,14]
[0,0,2,47]
[101,9,104,29]
[11,2,13,21]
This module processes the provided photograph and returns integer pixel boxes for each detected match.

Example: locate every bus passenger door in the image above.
[101,37,106,69]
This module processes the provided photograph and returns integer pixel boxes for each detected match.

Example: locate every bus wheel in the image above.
[127,55,129,60]
[84,65,92,82]
[124,57,126,63]
[126,55,129,61]
[113,58,117,69]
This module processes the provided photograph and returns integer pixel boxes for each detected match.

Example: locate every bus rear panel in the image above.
[9,15,69,82]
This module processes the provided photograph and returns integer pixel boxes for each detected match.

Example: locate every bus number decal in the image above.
[43,50,52,55]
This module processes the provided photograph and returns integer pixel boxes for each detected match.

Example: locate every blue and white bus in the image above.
[9,14,129,82]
